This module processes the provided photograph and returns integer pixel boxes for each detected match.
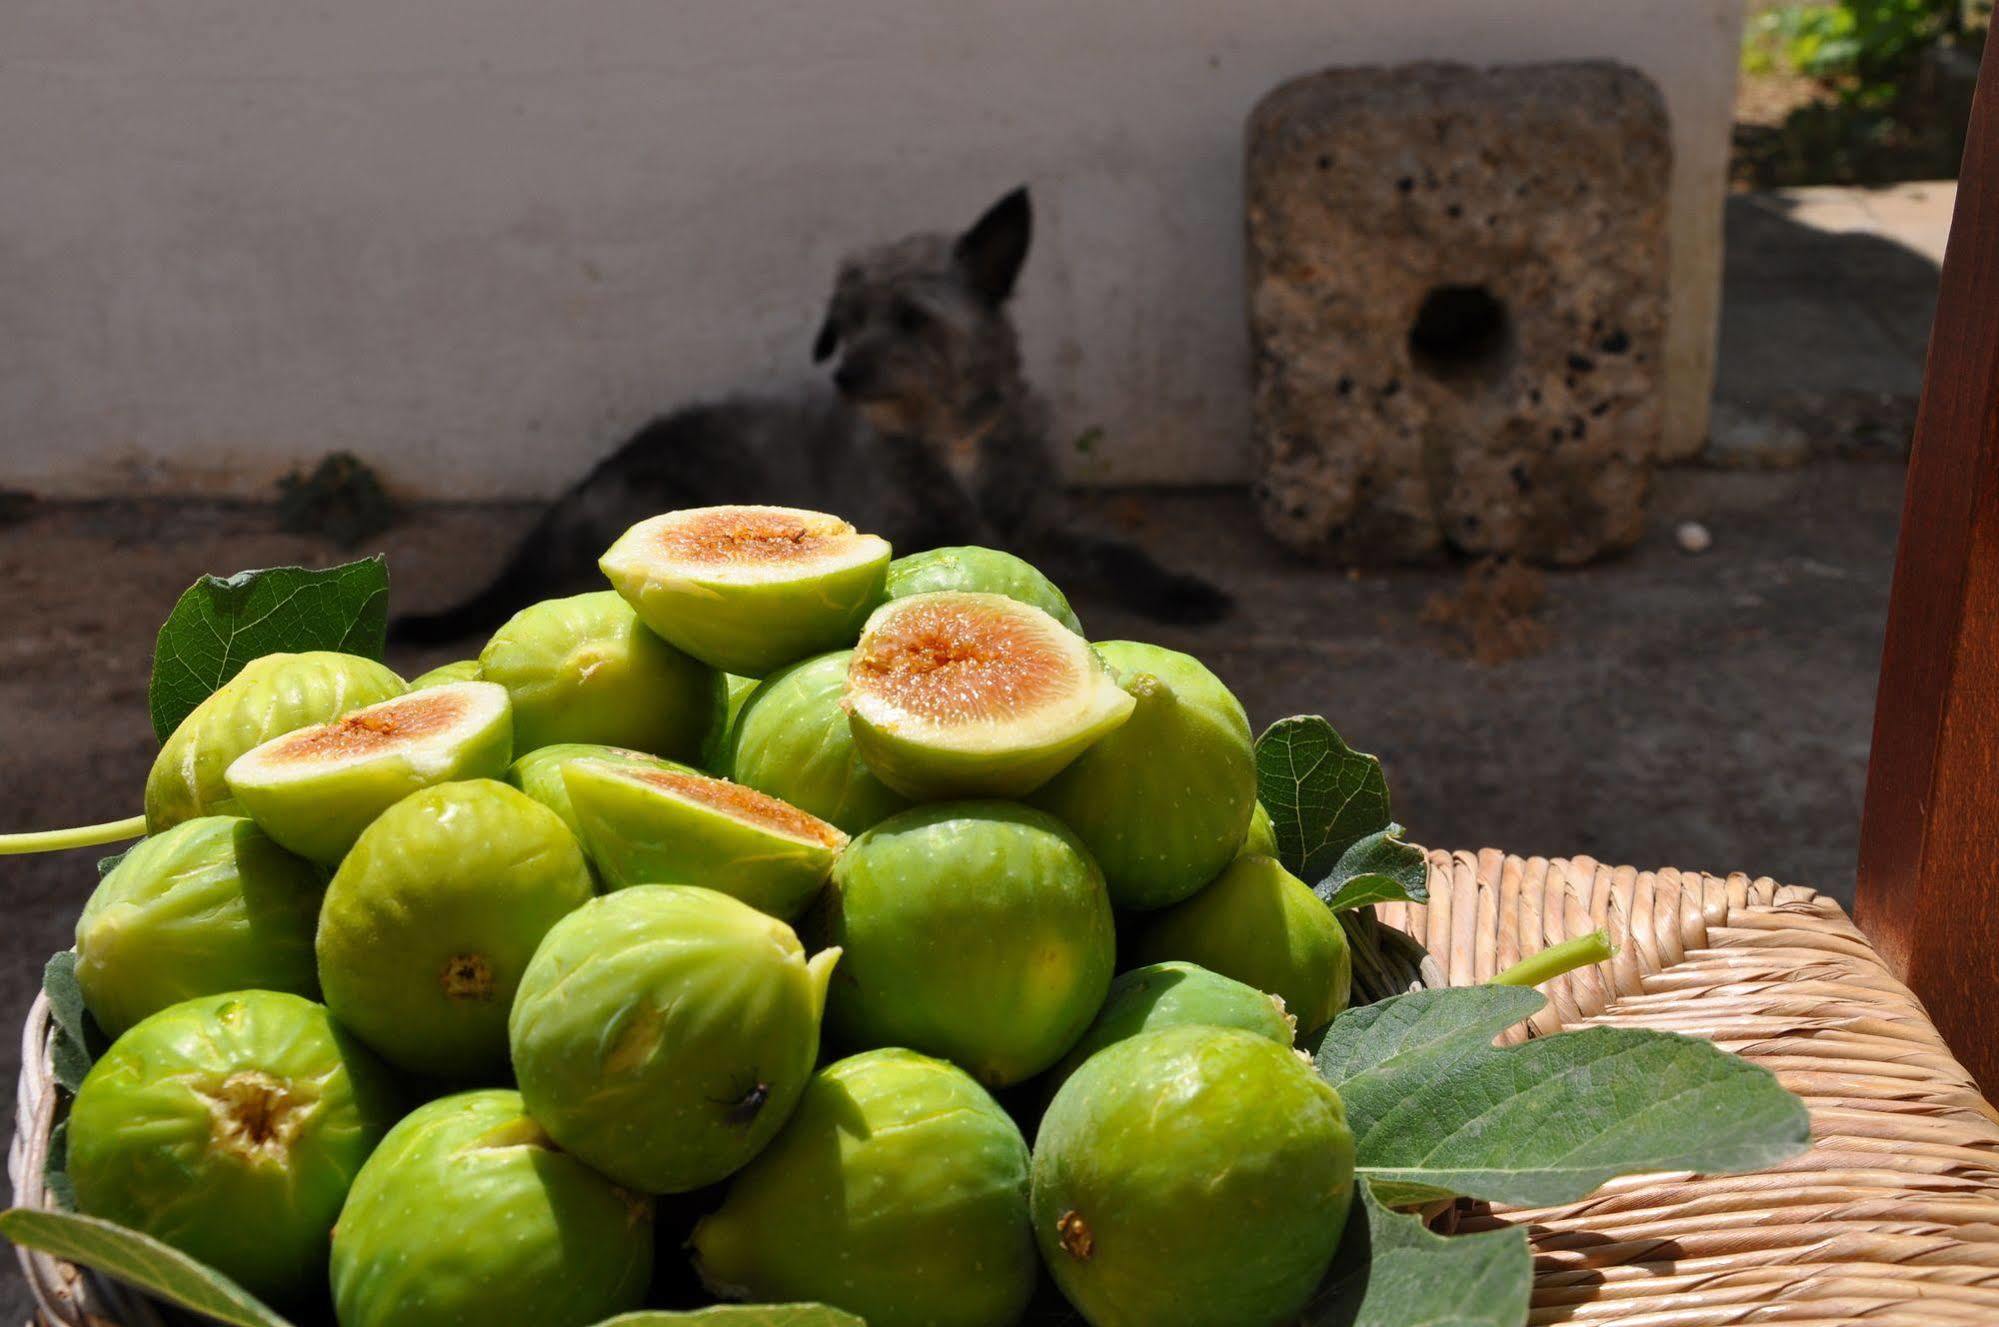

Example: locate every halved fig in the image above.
[845,592,1135,799]
[599,506,892,677]
[562,759,848,919]
[224,681,513,862]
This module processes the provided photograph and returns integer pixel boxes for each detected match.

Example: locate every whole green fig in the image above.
[67,991,399,1304]
[408,658,482,689]
[75,816,322,1038]
[1242,800,1278,858]
[882,546,1084,635]
[144,651,406,832]
[700,672,761,773]
[1132,854,1352,1036]
[693,1048,1036,1327]
[1032,1025,1356,1327]
[1044,961,1293,1096]
[316,779,593,1079]
[1030,641,1256,910]
[509,885,839,1193]
[820,801,1115,1086]
[479,590,721,759]
[330,1090,653,1327]
[725,650,911,835]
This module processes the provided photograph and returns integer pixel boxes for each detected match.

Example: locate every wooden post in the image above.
[1854,37,1999,1093]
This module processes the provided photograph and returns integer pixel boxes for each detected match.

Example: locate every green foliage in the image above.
[0,1209,293,1327]
[148,558,390,742]
[1254,717,1397,889]
[1748,1,1955,89]
[1315,986,1813,1208]
[1316,824,1429,913]
[1305,1188,1531,1327]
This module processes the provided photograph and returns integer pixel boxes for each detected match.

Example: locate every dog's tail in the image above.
[389,506,598,646]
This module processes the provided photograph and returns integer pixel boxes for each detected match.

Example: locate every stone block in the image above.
[1246,61,1672,564]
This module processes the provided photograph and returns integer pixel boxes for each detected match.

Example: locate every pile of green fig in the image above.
[28,504,1370,1327]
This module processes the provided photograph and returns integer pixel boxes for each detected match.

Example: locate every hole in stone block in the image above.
[1408,285,1513,386]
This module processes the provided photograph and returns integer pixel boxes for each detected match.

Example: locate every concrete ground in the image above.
[0,180,1944,1314]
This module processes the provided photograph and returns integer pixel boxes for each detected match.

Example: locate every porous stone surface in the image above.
[1246,61,1672,564]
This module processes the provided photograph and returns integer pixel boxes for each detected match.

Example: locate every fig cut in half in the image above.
[599,506,892,676]
[563,759,848,919]
[225,681,513,862]
[845,592,1135,799]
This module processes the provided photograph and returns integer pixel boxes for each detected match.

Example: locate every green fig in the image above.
[144,651,406,832]
[726,650,912,835]
[408,658,483,689]
[330,1090,653,1327]
[882,546,1084,635]
[701,672,762,773]
[478,590,722,760]
[821,801,1115,1086]
[1030,641,1256,910]
[1032,1025,1356,1327]
[505,742,685,848]
[562,760,847,919]
[509,885,838,1193]
[1132,854,1352,1036]
[845,593,1134,799]
[316,779,594,1079]
[1044,961,1294,1097]
[693,1048,1036,1327]
[600,505,891,676]
[1242,800,1278,859]
[67,991,399,1304]
[74,816,323,1038]
[225,681,513,862]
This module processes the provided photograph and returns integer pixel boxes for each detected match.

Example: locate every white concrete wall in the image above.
[2,0,1743,498]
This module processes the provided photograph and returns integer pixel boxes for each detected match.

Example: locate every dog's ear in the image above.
[812,311,841,363]
[954,186,1032,304]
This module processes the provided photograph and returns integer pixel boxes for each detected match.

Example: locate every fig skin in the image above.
[506,742,685,850]
[882,546,1084,635]
[562,760,846,919]
[1132,854,1353,1037]
[845,593,1136,800]
[600,506,892,677]
[693,1048,1037,1327]
[144,651,406,833]
[1030,642,1256,910]
[478,590,722,760]
[1031,1025,1356,1327]
[1044,961,1294,1097]
[820,801,1116,1087]
[67,990,400,1305]
[408,658,482,689]
[1241,800,1278,858]
[509,885,839,1194]
[701,672,762,773]
[316,779,594,1079]
[726,650,912,836]
[330,1089,653,1327]
[75,816,323,1038]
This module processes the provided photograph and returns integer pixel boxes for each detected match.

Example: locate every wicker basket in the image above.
[13,850,1999,1326]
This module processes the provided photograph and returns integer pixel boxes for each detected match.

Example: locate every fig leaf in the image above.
[0,1208,294,1327]
[1315,823,1430,913]
[1303,1185,1530,1327]
[41,951,101,1095]
[149,557,390,743]
[1253,717,1393,884]
[594,1310,866,1326]
[1315,986,1812,1208]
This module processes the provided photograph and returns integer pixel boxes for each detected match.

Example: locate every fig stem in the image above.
[1490,929,1616,989]
[0,814,148,856]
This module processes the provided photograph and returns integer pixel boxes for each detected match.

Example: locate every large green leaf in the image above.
[1316,823,1429,912]
[1253,717,1394,882]
[0,1208,294,1327]
[1318,986,1812,1208]
[148,558,390,742]
[1305,1187,1531,1327]
[595,1310,866,1326]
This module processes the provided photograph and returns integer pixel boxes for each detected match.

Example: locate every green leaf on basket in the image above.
[1254,717,1394,883]
[1303,1185,1531,1327]
[593,1309,868,1326]
[148,557,390,743]
[1316,986,1812,1208]
[42,1120,75,1212]
[42,951,100,1094]
[1316,824,1429,912]
[0,1209,295,1327]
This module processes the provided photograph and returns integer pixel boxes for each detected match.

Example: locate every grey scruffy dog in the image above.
[391,187,1230,644]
